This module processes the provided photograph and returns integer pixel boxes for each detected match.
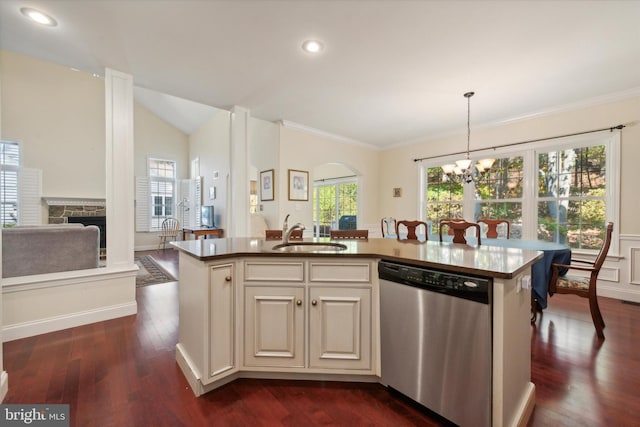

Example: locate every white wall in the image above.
[0,50,105,210]
[249,117,280,230]
[279,125,380,235]
[189,110,231,231]
[133,101,189,249]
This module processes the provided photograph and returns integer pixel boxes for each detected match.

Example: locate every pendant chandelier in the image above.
[442,91,494,184]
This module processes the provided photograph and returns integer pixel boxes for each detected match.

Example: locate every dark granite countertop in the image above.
[171,237,543,279]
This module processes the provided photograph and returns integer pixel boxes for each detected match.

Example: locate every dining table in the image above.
[391,234,572,309]
[474,238,571,309]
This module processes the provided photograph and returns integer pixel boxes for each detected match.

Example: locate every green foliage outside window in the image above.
[538,145,606,249]
[313,182,358,237]
[424,143,608,249]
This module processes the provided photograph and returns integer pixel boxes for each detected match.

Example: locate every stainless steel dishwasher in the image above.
[379,260,492,427]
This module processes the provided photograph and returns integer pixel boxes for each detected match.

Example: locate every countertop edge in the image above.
[171,239,544,280]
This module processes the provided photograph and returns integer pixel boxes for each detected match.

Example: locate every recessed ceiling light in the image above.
[302,40,324,54]
[20,7,57,27]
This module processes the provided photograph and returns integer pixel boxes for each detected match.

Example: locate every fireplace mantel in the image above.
[43,197,106,207]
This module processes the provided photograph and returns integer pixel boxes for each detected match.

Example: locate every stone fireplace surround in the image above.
[44,197,106,251]
[44,197,105,221]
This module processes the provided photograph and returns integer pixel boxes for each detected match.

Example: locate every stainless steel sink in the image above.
[272,242,348,252]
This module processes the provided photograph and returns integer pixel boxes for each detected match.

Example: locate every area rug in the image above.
[135,255,176,287]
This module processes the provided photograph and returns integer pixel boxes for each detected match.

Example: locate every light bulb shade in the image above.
[475,163,485,173]
[455,159,472,170]
[479,158,495,169]
[453,166,463,175]
[442,164,456,174]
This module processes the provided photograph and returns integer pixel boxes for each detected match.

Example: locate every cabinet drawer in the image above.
[309,262,371,283]
[244,261,304,282]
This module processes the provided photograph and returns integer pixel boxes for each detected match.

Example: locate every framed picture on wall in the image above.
[288,169,309,201]
[260,169,274,201]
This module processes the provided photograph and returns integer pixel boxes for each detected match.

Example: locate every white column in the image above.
[105,69,135,267]
[229,106,250,237]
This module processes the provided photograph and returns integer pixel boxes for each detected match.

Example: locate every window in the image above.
[313,178,358,237]
[474,155,524,238]
[426,167,463,230]
[149,158,176,230]
[1,141,20,227]
[537,145,607,249]
[421,132,619,253]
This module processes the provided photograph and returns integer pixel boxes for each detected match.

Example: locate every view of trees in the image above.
[426,144,607,249]
[313,182,358,237]
[538,145,607,249]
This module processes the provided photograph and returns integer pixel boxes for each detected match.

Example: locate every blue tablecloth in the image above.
[481,239,571,308]
[430,235,571,308]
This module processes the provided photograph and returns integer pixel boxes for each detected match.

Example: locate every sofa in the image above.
[2,224,100,278]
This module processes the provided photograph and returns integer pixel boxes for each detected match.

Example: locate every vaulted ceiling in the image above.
[1,1,639,147]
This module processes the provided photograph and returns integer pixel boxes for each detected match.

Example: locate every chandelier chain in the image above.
[464,91,474,160]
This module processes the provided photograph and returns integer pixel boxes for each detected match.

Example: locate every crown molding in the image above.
[279,120,381,151]
[387,87,640,151]
[493,87,640,127]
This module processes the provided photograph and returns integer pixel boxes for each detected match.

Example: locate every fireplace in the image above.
[44,197,107,256]
[68,216,106,249]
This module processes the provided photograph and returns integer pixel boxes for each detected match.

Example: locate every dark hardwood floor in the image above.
[3,249,640,426]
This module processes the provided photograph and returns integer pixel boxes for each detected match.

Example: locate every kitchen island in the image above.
[171,237,542,427]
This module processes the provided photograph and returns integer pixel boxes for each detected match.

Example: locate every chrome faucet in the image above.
[284,222,305,244]
[282,214,290,241]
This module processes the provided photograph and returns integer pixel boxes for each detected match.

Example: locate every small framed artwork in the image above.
[288,169,309,201]
[393,187,402,198]
[260,169,274,201]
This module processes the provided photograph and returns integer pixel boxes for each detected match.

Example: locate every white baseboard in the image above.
[599,285,640,303]
[0,371,8,402]
[134,244,162,251]
[2,302,137,342]
[176,344,205,396]
[134,244,181,251]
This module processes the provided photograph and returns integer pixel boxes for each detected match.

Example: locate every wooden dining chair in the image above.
[549,222,613,339]
[330,229,369,239]
[477,219,510,239]
[396,220,428,241]
[381,217,397,237]
[440,218,467,235]
[265,229,303,240]
[158,218,180,250]
[439,219,481,245]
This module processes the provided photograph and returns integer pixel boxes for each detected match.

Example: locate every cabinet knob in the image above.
[296,299,302,306]
[312,300,317,306]
[225,276,232,282]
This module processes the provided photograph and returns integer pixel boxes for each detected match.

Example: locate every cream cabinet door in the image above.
[308,286,372,370]
[209,264,235,380]
[244,286,305,368]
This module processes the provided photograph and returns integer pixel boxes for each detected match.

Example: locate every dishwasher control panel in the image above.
[378,261,491,304]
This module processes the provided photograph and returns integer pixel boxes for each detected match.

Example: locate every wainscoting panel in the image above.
[629,247,640,285]
[600,234,640,303]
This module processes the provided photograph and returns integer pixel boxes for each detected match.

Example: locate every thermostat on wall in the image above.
[212,171,219,179]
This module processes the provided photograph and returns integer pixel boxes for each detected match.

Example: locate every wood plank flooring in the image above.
[3,248,640,426]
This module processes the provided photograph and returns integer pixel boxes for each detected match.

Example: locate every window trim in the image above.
[147,157,177,231]
[1,140,21,227]
[312,176,359,237]
[420,130,620,255]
